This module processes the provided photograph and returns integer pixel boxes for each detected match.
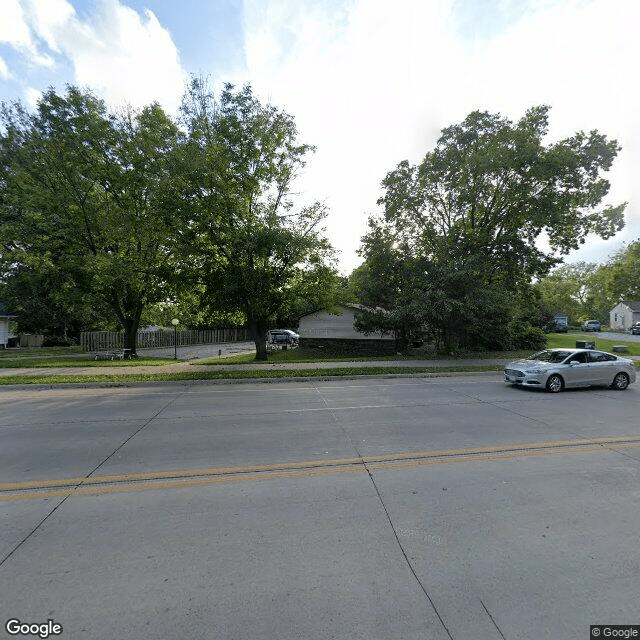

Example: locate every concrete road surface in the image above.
[1,375,639,639]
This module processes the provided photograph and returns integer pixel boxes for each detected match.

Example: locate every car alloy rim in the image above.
[548,376,562,392]
[614,373,629,390]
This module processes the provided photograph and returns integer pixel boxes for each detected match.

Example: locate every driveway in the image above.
[138,340,256,360]
[592,330,640,342]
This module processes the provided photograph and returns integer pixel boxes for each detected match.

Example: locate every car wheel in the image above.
[546,374,564,393]
[611,372,629,390]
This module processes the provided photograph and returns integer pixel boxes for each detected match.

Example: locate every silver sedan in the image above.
[504,348,636,393]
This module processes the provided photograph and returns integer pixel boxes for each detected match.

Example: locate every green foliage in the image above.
[535,239,640,323]
[601,239,640,302]
[1,82,339,356]
[533,261,600,323]
[0,87,185,353]
[356,105,625,350]
[0,264,104,339]
[177,78,339,359]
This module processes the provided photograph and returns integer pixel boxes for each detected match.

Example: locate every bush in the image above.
[506,322,547,350]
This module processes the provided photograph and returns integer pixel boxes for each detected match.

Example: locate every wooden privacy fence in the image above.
[80,328,251,352]
[19,334,45,348]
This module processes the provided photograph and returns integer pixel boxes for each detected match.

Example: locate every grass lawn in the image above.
[0,364,505,386]
[0,346,85,358]
[194,347,533,366]
[546,332,640,356]
[0,356,181,368]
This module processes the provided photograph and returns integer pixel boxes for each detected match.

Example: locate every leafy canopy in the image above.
[0,86,184,351]
[357,105,625,350]
[178,79,338,359]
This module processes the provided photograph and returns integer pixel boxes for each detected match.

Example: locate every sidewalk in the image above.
[0,354,511,380]
[1,344,637,381]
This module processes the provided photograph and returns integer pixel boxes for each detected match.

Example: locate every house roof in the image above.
[619,300,640,312]
[298,303,388,320]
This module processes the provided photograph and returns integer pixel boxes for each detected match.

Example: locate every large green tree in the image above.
[357,105,626,349]
[0,87,184,353]
[178,80,338,360]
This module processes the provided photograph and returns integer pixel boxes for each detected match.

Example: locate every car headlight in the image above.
[526,368,547,374]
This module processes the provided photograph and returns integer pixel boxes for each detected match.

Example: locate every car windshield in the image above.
[527,350,572,363]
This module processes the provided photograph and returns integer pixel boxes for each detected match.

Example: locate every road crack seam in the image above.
[480,598,507,639]
[312,383,455,639]
[0,391,183,570]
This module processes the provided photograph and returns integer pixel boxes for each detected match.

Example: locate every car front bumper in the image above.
[504,370,544,387]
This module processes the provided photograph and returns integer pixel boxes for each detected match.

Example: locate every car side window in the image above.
[568,353,588,364]
[588,352,615,363]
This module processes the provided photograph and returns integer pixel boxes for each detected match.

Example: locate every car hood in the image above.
[507,359,550,369]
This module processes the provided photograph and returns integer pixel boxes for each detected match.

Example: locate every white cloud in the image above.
[242,0,640,272]
[0,0,55,68]
[242,0,469,271]
[1,0,187,112]
[25,86,42,108]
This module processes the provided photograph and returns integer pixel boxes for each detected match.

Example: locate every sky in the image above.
[1,0,639,274]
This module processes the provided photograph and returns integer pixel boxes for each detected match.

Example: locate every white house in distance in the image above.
[610,301,640,330]
[0,302,16,348]
[298,304,395,355]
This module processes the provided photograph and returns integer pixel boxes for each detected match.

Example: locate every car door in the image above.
[563,352,591,386]
[586,351,617,385]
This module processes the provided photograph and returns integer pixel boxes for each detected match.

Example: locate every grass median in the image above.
[0,357,178,368]
[0,364,505,386]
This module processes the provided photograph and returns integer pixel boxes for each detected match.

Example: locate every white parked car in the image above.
[504,348,636,393]
[266,329,299,346]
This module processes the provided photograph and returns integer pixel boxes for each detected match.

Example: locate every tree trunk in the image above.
[122,319,138,356]
[249,317,269,361]
[121,304,143,357]
[110,292,143,357]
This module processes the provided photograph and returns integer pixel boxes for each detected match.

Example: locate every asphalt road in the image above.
[1,375,639,639]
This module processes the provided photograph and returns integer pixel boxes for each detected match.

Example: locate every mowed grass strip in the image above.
[0,358,179,368]
[195,348,531,366]
[0,364,505,385]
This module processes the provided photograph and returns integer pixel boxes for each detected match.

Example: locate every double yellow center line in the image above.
[2,435,640,502]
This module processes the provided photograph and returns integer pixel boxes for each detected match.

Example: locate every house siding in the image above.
[298,307,393,341]
[610,302,640,329]
[298,305,395,355]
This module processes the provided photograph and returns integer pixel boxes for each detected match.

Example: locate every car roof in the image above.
[544,348,607,355]
[545,348,621,357]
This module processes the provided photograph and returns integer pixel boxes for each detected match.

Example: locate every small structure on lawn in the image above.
[0,302,17,348]
[298,304,395,355]
[610,301,640,330]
